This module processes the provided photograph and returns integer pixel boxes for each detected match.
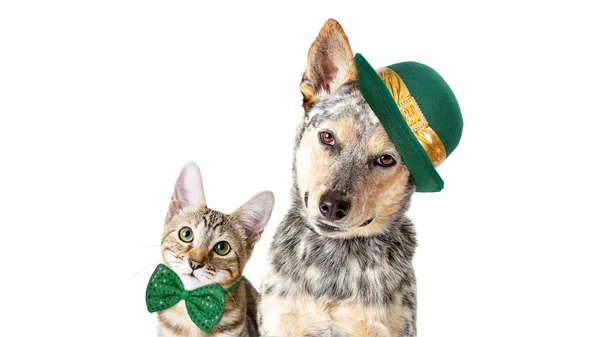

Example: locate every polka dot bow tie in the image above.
[146,264,244,332]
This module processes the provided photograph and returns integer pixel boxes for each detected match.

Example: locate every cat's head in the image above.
[161,162,274,290]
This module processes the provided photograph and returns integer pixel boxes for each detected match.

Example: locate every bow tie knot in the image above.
[146,264,244,333]
[181,289,190,300]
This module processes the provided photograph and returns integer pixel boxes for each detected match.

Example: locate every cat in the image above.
[156,162,274,337]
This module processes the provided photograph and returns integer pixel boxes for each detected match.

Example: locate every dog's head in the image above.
[294,19,414,238]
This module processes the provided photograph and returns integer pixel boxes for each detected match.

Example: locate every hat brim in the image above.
[355,53,444,192]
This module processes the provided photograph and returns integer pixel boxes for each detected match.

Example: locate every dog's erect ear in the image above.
[167,162,206,221]
[300,19,355,110]
[232,191,275,248]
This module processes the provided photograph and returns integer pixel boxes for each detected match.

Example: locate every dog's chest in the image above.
[261,237,415,336]
[266,229,414,304]
[260,294,407,337]
[261,219,417,336]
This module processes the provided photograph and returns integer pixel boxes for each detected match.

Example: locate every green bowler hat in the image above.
[355,53,463,192]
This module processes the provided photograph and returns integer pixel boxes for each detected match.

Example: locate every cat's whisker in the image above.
[164,250,182,259]
[129,261,162,280]
[139,244,162,249]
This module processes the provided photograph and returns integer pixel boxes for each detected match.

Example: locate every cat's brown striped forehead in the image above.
[162,208,243,247]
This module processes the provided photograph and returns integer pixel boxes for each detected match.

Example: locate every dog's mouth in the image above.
[305,191,374,234]
[314,221,346,233]
[359,218,374,227]
[313,217,374,235]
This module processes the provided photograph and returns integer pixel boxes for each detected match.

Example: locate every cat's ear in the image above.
[232,191,275,247]
[167,162,206,221]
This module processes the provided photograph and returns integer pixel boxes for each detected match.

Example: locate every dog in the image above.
[259,19,418,337]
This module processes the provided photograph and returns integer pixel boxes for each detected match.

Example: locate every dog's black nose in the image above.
[319,194,350,220]
[188,258,205,270]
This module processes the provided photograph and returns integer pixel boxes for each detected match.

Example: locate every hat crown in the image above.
[386,62,463,157]
[355,53,463,192]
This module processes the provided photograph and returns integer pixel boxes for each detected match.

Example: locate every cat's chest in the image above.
[158,302,203,337]
[157,302,244,337]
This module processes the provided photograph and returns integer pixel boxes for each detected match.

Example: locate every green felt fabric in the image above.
[355,53,463,192]
[387,62,463,157]
[146,264,244,333]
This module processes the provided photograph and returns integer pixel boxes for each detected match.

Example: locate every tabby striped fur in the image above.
[157,162,274,337]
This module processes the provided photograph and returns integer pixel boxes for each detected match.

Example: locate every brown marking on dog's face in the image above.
[296,113,412,238]
[295,20,412,238]
[301,19,356,110]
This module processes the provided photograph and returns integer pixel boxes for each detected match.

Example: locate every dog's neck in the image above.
[265,185,417,305]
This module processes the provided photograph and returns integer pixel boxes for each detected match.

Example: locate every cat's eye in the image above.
[375,154,397,167]
[319,130,335,146]
[179,227,194,243]
[214,241,231,256]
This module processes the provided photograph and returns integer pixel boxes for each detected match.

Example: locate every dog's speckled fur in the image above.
[260,19,417,337]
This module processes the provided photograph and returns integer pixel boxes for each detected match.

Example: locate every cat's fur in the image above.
[158,162,274,337]
[259,19,417,336]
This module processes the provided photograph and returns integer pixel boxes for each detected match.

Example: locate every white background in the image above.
[1,1,599,336]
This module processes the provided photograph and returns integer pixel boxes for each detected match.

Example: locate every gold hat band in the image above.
[377,67,447,167]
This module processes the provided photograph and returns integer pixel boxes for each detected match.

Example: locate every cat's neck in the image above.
[157,279,252,337]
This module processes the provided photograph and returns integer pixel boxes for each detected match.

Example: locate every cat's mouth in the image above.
[184,272,210,286]
[184,271,204,281]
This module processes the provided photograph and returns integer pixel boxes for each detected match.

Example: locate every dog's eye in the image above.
[319,131,335,146]
[376,154,397,167]
[179,227,194,243]
[214,241,231,256]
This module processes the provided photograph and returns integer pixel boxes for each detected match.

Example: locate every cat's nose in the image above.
[188,258,205,270]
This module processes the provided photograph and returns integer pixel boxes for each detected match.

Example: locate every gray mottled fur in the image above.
[261,83,418,336]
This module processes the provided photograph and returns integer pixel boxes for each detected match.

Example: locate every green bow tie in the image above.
[146,264,244,333]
